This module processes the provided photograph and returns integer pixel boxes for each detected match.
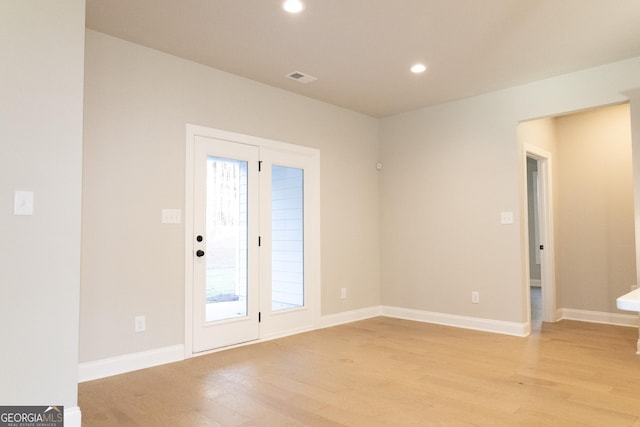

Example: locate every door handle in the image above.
[196,249,205,257]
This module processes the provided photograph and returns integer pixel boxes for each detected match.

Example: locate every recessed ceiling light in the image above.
[282,0,304,13]
[411,63,427,74]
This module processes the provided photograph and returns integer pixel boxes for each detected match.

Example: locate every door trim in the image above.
[185,124,321,358]
[523,144,557,332]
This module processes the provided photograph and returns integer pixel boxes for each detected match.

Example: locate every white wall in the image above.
[80,30,381,363]
[0,0,85,413]
[379,56,640,324]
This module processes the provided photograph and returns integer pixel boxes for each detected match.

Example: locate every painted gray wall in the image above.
[554,104,635,313]
[0,0,85,409]
[80,30,381,362]
[379,57,640,323]
[520,106,635,314]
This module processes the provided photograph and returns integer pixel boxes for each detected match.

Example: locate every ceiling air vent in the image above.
[286,71,317,84]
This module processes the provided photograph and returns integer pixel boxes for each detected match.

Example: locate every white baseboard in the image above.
[381,305,528,337]
[81,307,380,381]
[83,306,634,383]
[320,306,382,328]
[79,344,184,382]
[82,309,379,381]
[81,309,377,382]
[530,279,541,287]
[65,406,81,427]
[559,308,638,327]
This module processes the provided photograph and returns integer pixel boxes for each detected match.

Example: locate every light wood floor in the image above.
[79,317,640,426]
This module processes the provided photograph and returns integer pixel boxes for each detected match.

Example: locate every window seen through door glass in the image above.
[205,156,248,322]
[271,165,304,311]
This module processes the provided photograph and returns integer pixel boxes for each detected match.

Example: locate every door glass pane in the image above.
[205,156,248,322]
[271,165,304,311]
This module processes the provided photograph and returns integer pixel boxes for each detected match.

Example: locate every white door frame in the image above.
[523,144,558,331]
[184,124,321,358]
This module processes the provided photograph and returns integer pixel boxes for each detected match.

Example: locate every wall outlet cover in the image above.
[471,291,480,304]
[135,315,146,332]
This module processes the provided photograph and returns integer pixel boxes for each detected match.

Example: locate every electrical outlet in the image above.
[471,291,480,304]
[340,288,347,299]
[135,315,146,332]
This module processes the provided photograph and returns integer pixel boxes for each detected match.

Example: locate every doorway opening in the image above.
[522,143,557,333]
[521,103,636,333]
[526,156,543,330]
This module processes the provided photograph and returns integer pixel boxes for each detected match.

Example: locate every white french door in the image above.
[192,136,260,352]
[259,149,317,339]
[187,126,320,355]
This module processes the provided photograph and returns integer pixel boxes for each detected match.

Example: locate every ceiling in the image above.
[86,0,640,118]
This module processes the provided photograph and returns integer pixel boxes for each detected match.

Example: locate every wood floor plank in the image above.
[79,317,640,426]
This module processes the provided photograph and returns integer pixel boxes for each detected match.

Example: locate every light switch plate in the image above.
[14,191,34,216]
[162,209,181,224]
[500,211,514,225]
[134,315,146,332]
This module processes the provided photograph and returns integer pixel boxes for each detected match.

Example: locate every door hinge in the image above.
[258,312,261,323]
[540,244,544,250]
[258,160,262,172]
[258,236,262,246]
